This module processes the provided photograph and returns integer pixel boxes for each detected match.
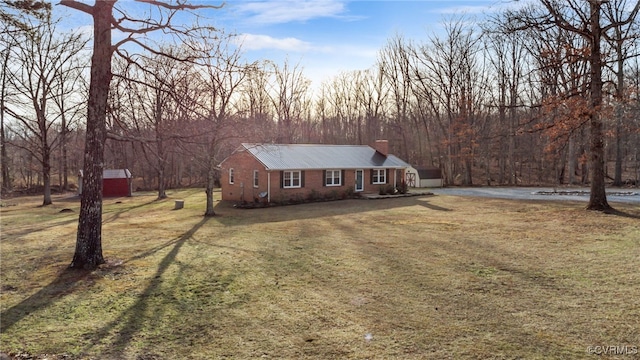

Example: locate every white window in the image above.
[229,168,234,184]
[253,170,259,188]
[372,169,386,184]
[283,170,301,188]
[325,170,341,186]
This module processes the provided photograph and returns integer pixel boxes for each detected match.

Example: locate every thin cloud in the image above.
[236,33,314,51]
[435,5,492,15]
[434,0,534,15]
[235,33,377,58]
[233,0,348,25]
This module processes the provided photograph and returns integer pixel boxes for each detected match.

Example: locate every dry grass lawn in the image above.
[1,189,639,359]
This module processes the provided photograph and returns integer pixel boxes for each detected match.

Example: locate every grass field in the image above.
[1,189,639,359]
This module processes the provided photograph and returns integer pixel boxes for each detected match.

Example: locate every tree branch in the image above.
[135,0,225,11]
[58,0,93,15]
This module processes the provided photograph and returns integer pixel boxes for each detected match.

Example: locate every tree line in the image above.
[2,0,640,201]
[2,0,639,270]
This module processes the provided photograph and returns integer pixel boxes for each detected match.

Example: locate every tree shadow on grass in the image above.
[211,195,442,226]
[101,198,159,225]
[0,267,92,333]
[81,216,211,357]
[413,199,452,212]
[1,215,209,339]
[603,208,640,219]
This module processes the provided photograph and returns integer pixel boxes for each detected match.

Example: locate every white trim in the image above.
[229,168,235,184]
[372,169,386,184]
[267,172,271,203]
[355,169,364,192]
[253,170,259,188]
[283,170,301,188]
[325,169,341,186]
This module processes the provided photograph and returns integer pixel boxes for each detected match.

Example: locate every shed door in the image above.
[406,172,416,187]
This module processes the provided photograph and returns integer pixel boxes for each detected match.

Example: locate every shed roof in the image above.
[417,168,442,179]
[78,169,132,179]
[103,169,132,179]
[240,143,410,170]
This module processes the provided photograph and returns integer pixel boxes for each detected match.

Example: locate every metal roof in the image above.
[242,143,410,170]
[78,169,132,179]
[103,169,132,179]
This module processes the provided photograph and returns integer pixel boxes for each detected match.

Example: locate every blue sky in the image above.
[216,0,513,85]
[54,0,521,87]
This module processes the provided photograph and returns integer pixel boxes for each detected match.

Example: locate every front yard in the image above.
[1,189,639,359]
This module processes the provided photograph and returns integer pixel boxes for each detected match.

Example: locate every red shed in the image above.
[78,169,133,197]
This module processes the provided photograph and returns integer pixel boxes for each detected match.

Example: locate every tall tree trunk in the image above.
[61,113,69,192]
[586,1,611,211]
[508,89,517,185]
[37,98,52,205]
[70,1,114,269]
[1,45,11,193]
[568,136,577,185]
[588,113,609,209]
[612,54,625,187]
[157,167,167,199]
[155,91,167,200]
[0,113,9,192]
[42,145,52,205]
[612,111,623,187]
[464,157,473,186]
[204,149,216,217]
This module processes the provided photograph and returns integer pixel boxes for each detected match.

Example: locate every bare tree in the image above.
[52,40,88,192]
[412,18,485,185]
[3,19,87,205]
[378,35,414,161]
[601,0,640,186]
[117,50,190,199]
[318,70,368,144]
[236,60,276,141]
[270,59,311,143]
[507,0,640,210]
[191,31,251,216]
[521,25,592,185]
[1,0,51,34]
[59,0,223,270]
[1,36,15,193]
[482,16,530,185]
[628,56,640,184]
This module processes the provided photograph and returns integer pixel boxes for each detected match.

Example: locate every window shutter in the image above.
[370,169,374,184]
[280,171,284,188]
[386,169,390,184]
[341,170,345,186]
[323,170,326,187]
[301,171,305,188]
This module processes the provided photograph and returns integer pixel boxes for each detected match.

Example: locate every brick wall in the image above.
[220,151,268,202]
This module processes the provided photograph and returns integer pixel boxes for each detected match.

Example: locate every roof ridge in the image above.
[244,143,370,147]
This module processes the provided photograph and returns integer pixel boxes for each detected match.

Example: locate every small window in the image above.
[229,168,234,184]
[283,170,301,188]
[325,169,341,186]
[372,169,386,184]
[253,170,259,188]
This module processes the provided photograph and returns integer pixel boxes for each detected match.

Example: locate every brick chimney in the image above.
[373,139,389,156]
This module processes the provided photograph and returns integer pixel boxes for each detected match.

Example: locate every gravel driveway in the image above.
[428,187,640,205]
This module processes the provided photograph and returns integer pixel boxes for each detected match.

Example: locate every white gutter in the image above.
[267,172,271,203]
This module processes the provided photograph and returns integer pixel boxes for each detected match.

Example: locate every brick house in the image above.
[218,141,411,203]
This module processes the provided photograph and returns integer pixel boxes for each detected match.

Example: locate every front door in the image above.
[355,169,364,192]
